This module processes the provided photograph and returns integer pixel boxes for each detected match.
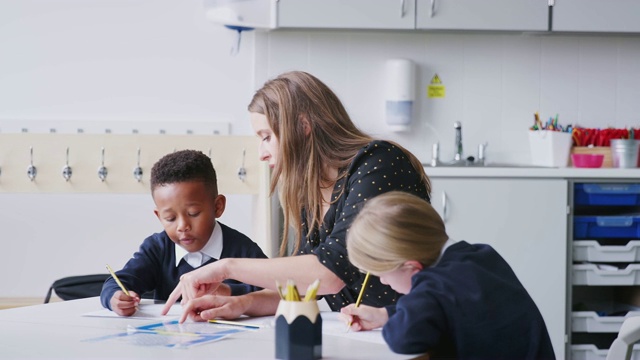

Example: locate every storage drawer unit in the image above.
[570,181,640,359]
[572,311,640,333]
[574,184,640,206]
[571,344,640,360]
[574,216,640,239]
[574,240,640,262]
[573,264,640,286]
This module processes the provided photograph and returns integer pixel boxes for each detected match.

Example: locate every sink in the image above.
[482,162,539,168]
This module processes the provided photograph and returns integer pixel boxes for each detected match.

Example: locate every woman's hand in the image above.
[110,290,140,317]
[161,260,228,316]
[179,294,251,323]
[340,304,389,331]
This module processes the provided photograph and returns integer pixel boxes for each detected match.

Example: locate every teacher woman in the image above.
[163,71,431,322]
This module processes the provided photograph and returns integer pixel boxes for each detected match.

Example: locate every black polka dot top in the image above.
[299,140,431,311]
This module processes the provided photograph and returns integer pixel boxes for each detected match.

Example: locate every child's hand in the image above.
[110,290,140,317]
[340,304,389,331]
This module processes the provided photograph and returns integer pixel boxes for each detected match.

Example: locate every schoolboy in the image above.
[100,149,267,316]
[340,191,555,359]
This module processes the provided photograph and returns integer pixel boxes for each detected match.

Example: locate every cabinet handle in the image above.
[430,0,436,18]
[400,0,406,18]
[441,190,448,224]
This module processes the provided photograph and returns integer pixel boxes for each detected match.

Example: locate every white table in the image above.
[0,297,412,359]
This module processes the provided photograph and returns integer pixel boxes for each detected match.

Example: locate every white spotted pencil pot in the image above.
[275,300,322,360]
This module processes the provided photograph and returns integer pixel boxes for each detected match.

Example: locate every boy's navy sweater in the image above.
[383,241,555,360]
[100,222,267,310]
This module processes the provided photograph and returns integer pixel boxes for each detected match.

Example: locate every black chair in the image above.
[44,274,110,303]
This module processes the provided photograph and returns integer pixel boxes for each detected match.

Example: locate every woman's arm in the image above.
[162,254,344,315]
[223,255,345,295]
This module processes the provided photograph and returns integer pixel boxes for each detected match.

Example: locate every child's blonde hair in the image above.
[347,191,449,273]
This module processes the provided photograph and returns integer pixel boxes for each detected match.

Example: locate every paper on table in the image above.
[320,311,386,345]
[82,303,182,320]
[83,320,247,349]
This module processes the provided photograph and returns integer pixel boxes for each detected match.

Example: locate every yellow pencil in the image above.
[303,279,320,302]
[106,264,130,297]
[347,272,370,331]
[275,280,285,300]
[286,279,300,301]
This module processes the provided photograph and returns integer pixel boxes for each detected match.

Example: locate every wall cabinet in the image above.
[552,0,640,33]
[430,177,568,358]
[416,0,549,31]
[204,0,415,30]
[277,0,415,30]
[206,0,640,34]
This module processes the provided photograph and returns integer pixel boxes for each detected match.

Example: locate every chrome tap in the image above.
[453,121,463,161]
[477,142,488,165]
[431,142,441,167]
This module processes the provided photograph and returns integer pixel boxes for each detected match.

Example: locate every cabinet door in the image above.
[553,0,640,33]
[430,177,568,359]
[416,0,549,31]
[277,0,416,29]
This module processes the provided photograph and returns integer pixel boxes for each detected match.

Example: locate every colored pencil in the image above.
[106,264,130,297]
[208,319,263,329]
[347,272,371,331]
[303,279,320,302]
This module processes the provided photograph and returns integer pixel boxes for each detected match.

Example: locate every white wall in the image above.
[255,30,640,165]
[0,0,258,298]
[0,0,255,133]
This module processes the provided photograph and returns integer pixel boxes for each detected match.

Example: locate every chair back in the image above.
[606,316,640,360]
[44,274,110,303]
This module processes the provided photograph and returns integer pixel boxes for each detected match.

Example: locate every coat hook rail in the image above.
[0,133,263,194]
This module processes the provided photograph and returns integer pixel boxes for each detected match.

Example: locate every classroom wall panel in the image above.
[0,133,276,304]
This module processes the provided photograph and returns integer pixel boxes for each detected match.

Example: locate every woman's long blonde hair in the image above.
[347,191,448,273]
[248,71,431,256]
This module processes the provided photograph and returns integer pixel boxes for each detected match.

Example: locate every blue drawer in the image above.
[575,184,640,206]
[574,216,640,239]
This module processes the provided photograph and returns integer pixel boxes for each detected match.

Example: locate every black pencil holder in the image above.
[275,300,322,360]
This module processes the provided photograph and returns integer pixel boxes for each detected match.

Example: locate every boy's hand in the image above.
[110,290,140,317]
[340,304,389,331]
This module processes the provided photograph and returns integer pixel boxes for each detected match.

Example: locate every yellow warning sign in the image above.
[427,73,445,98]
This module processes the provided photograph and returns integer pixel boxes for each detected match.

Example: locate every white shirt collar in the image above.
[175,220,223,268]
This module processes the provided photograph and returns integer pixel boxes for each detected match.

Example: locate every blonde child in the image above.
[341,191,555,359]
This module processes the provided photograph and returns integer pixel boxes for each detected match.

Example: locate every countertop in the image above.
[423,165,640,179]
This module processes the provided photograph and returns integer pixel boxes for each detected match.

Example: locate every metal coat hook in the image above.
[62,147,73,182]
[98,147,108,182]
[133,147,143,182]
[237,148,247,182]
[27,146,37,181]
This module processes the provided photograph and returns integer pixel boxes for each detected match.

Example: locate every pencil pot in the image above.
[528,130,573,167]
[275,300,322,360]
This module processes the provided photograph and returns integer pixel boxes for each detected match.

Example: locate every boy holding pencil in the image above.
[100,150,268,316]
[340,191,555,359]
